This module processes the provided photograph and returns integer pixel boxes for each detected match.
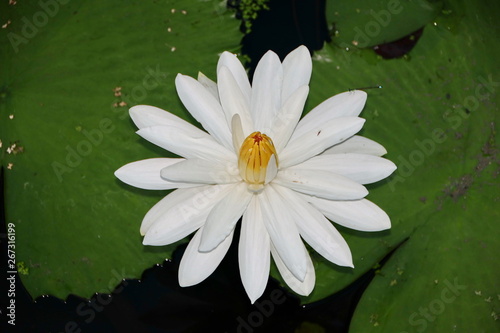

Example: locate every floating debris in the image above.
[6,142,24,155]
[369,314,379,327]
[112,87,126,107]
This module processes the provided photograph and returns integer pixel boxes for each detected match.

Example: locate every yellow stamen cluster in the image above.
[238,132,278,189]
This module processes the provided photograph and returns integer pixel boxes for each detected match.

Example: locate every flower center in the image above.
[238,131,278,192]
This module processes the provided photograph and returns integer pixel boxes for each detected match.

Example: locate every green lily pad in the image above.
[0,0,241,299]
[1,3,498,326]
[326,0,442,48]
[350,167,499,332]
[289,0,499,331]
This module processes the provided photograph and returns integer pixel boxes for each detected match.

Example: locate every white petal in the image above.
[142,184,233,243]
[274,169,368,200]
[280,117,365,168]
[259,185,307,282]
[217,51,251,105]
[179,227,234,287]
[140,187,200,236]
[197,72,219,101]
[161,158,240,185]
[231,114,245,153]
[239,197,270,303]
[218,66,254,135]
[291,90,367,140]
[115,158,200,190]
[130,105,196,130]
[305,196,391,232]
[323,135,388,156]
[264,155,278,184]
[289,153,397,184]
[251,50,283,131]
[281,45,312,102]
[175,74,233,150]
[274,186,353,267]
[269,85,309,153]
[137,125,234,163]
[271,244,315,296]
[199,182,253,252]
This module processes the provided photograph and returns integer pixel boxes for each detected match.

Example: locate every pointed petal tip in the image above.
[142,229,169,246]
[198,237,218,253]
[113,168,122,179]
[347,89,368,103]
[128,105,157,124]
[198,221,239,252]
[361,186,369,198]
[389,160,398,172]
[142,232,157,246]
[296,44,309,52]
[113,164,138,187]
[129,104,151,114]
[175,73,187,83]
[142,235,152,245]
[290,45,311,59]
[295,285,313,297]
[342,256,354,268]
[140,220,150,237]
[378,215,392,230]
[244,285,267,305]
[178,275,196,287]
[248,291,265,304]
[382,222,391,231]
[220,50,236,58]
[128,105,140,114]
[263,49,279,57]
[292,263,307,283]
[129,104,159,111]
[178,281,189,287]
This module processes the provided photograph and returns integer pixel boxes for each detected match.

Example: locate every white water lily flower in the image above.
[115,45,396,303]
